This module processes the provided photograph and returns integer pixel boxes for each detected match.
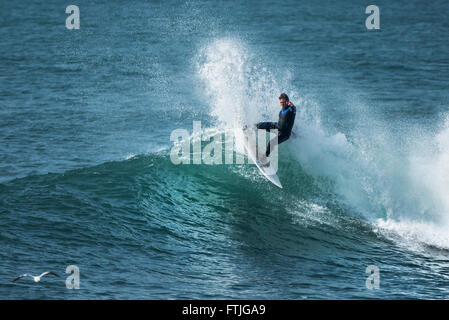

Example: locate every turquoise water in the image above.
[2,0,449,299]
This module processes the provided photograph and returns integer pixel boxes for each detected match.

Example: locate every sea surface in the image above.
[1,0,449,299]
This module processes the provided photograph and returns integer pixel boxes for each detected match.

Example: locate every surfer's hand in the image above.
[287,101,294,107]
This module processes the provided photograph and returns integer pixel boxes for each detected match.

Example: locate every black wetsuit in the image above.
[256,104,296,156]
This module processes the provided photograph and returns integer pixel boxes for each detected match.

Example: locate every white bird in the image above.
[12,271,60,283]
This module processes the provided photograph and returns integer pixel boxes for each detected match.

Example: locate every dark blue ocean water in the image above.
[2,0,449,299]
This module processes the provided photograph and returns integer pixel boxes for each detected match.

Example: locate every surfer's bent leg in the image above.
[266,134,289,157]
[256,122,278,132]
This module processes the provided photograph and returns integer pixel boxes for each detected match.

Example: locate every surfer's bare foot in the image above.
[261,160,270,167]
[258,154,270,167]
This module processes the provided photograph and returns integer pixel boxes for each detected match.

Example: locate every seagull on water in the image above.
[12,271,60,283]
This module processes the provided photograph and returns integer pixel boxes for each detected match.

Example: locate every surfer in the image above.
[256,93,296,159]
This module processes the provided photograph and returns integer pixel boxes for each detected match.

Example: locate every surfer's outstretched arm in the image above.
[256,122,278,132]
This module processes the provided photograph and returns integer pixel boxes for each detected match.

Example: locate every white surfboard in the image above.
[242,129,282,188]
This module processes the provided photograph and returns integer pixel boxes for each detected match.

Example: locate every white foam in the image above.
[195,37,449,252]
[288,199,333,228]
[376,218,449,252]
[196,37,289,129]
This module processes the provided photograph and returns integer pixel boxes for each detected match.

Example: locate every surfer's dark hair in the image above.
[279,93,289,101]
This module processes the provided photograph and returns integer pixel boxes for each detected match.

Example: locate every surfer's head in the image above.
[279,93,289,107]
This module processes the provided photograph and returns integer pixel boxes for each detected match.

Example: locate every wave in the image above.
[194,37,449,253]
[4,37,448,257]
